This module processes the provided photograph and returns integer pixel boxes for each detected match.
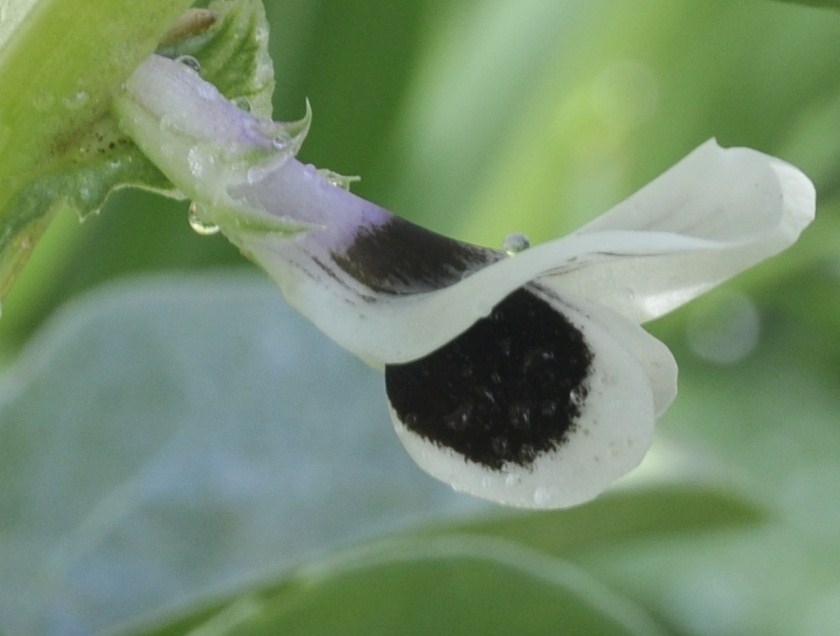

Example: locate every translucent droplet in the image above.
[176,55,201,73]
[260,100,313,158]
[317,169,361,191]
[503,232,530,255]
[188,202,219,236]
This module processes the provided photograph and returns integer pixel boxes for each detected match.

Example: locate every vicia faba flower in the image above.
[115,55,815,509]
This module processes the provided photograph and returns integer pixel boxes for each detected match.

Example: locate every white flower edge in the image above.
[545,140,816,323]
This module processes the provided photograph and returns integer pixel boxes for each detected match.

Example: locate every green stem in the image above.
[0,0,194,301]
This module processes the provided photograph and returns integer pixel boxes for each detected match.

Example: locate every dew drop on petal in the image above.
[188,201,219,236]
[503,232,530,255]
[271,130,294,153]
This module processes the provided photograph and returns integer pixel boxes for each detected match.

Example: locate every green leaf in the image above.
[134,536,669,636]
[0,0,273,303]
[129,484,764,635]
[769,0,840,9]
[0,272,480,634]
[436,484,766,557]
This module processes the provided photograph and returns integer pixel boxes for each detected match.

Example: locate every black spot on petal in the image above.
[333,217,498,294]
[386,288,593,470]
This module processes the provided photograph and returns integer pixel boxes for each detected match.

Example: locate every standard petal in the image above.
[231,141,815,365]
[234,193,699,366]
[537,140,816,323]
[385,286,671,509]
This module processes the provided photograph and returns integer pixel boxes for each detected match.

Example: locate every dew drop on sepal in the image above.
[175,55,201,73]
[317,169,361,191]
[188,201,220,236]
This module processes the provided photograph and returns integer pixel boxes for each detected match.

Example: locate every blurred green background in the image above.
[1,0,839,634]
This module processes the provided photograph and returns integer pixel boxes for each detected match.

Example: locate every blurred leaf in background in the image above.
[1,0,839,634]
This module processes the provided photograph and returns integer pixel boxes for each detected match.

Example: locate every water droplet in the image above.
[503,232,530,255]
[246,164,271,184]
[188,202,219,236]
[272,134,290,151]
[317,169,361,191]
[176,55,201,73]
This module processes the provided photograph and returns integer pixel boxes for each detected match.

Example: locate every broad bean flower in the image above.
[115,55,815,508]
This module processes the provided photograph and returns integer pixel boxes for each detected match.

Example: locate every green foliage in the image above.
[0,0,273,304]
[141,536,672,635]
[0,0,194,299]
[772,0,840,9]
[1,0,839,634]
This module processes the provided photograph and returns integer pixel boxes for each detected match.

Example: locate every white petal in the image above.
[559,288,677,417]
[386,286,671,509]
[539,139,816,322]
